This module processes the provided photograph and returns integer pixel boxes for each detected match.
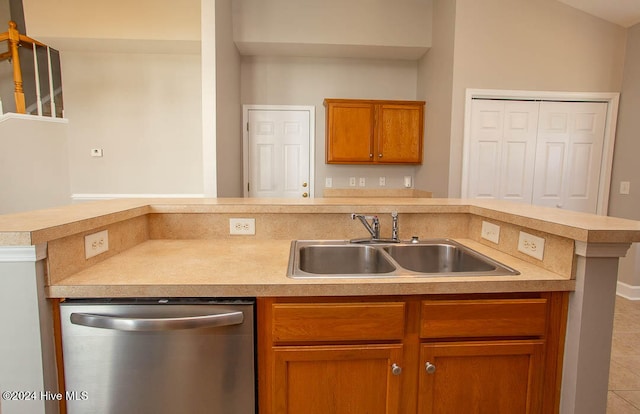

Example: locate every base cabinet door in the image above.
[272,344,404,414]
[418,340,545,414]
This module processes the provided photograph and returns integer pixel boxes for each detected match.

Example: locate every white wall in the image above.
[0,116,70,214]
[609,23,640,291]
[22,0,205,199]
[415,0,456,197]
[215,0,242,197]
[446,0,627,197]
[22,0,200,42]
[232,0,431,58]
[61,50,203,196]
[241,55,420,195]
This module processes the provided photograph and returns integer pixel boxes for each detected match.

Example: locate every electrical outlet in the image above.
[379,176,386,187]
[229,218,255,235]
[91,148,103,157]
[84,230,109,259]
[359,177,366,187]
[325,177,333,188]
[349,177,356,187]
[481,221,500,244]
[518,231,545,261]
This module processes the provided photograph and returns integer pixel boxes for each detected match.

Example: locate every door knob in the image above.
[302,192,308,198]
[391,363,402,376]
[425,362,436,374]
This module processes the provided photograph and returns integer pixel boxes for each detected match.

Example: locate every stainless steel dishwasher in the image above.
[60,298,255,414]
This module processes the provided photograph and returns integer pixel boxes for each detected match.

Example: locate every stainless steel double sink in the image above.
[287,239,520,279]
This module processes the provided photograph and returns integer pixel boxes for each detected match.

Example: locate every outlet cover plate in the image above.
[481,221,500,244]
[84,230,109,259]
[230,218,256,235]
[517,231,545,261]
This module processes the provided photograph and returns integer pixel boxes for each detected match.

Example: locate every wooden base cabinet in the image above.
[258,293,567,414]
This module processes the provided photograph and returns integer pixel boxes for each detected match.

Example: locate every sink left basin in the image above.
[296,243,396,276]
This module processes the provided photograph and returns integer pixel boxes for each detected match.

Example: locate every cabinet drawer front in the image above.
[272,302,406,343]
[420,299,547,339]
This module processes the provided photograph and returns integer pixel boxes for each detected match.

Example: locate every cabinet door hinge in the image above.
[246,122,249,132]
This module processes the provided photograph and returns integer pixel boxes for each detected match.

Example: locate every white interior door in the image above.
[532,101,607,213]
[245,107,314,198]
[467,99,539,202]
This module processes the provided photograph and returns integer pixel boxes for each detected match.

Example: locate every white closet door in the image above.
[468,100,539,202]
[532,102,607,213]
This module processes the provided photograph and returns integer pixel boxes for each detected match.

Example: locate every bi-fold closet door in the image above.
[466,99,607,214]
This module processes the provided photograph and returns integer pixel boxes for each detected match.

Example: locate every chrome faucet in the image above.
[351,212,400,243]
[391,211,399,242]
[351,213,380,239]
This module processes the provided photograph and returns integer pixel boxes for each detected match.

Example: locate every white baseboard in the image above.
[617,281,640,300]
[72,193,205,202]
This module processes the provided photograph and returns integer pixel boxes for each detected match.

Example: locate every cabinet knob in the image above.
[302,182,308,188]
[425,362,436,374]
[391,363,402,376]
[369,153,373,158]
[302,192,308,198]
[379,153,383,158]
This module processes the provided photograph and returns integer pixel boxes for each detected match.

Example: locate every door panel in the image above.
[248,109,311,198]
[533,102,606,212]
[468,100,538,202]
[273,344,403,414]
[326,103,374,163]
[418,341,544,414]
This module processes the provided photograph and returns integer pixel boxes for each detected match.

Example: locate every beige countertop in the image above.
[3,197,638,299]
[47,238,575,298]
[2,197,640,246]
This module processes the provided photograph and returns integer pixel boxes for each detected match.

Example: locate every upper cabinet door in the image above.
[325,99,425,165]
[325,101,375,163]
[377,103,424,163]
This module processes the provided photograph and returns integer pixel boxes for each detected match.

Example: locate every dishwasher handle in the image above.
[70,311,244,332]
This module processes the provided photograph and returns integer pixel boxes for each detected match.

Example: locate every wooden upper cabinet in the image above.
[325,99,425,164]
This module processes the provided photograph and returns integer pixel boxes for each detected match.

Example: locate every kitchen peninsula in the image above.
[1,197,639,414]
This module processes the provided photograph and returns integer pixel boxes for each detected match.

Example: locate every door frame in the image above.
[242,105,316,198]
[461,89,620,215]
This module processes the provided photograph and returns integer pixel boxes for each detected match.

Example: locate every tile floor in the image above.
[608,296,640,413]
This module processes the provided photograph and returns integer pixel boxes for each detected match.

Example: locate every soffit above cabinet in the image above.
[234,41,429,60]
[232,0,432,60]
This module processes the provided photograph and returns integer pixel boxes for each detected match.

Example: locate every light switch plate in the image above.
[481,221,500,244]
[84,230,109,259]
[518,231,545,261]
[620,181,630,195]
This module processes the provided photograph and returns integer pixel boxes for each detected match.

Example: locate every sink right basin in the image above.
[382,243,496,273]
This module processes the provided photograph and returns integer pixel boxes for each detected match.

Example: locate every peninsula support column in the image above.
[0,245,58,414]
[560,242,631,414]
